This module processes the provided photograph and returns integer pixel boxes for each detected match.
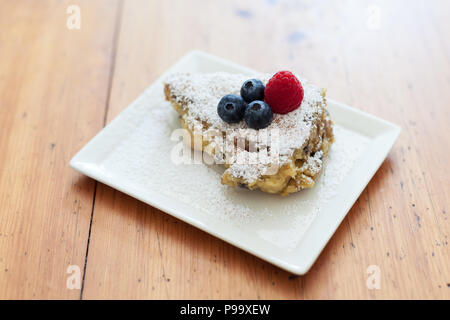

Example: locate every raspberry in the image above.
[264,71,304,114]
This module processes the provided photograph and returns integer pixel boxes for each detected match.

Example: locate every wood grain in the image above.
[0,0,121,299]
[0,0,449,299]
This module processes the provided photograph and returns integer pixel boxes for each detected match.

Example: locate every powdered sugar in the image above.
[165,72,326,183]
[256,126,369,250]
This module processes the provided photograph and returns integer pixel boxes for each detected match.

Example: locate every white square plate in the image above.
[70,51,400,275]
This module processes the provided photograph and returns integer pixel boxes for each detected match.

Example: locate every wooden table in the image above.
[0,0,448,299]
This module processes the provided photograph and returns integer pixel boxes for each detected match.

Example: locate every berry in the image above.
[244,100,273,129]
[217,94,247,123]
[240,79,265,103]
[264,71,304,114]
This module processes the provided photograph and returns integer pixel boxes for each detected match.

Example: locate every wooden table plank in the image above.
[0,0,120,299]
[300,0,450,299]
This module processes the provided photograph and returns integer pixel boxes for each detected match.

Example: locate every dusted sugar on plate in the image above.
[164,71,334,195]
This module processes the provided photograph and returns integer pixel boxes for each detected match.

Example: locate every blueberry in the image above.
[217,94,247,123]
[244,100,273,129]
[240,79,265,103]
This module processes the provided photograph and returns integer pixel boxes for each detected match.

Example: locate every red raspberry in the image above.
[264,71,304,114]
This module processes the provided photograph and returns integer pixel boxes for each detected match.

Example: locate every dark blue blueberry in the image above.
[244,100,273,129]
[217,94,247,123]
[240,79,265,103]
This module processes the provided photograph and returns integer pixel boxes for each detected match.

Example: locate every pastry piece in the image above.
[164,72,334,195]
